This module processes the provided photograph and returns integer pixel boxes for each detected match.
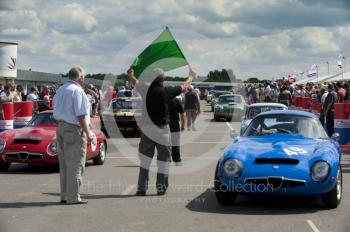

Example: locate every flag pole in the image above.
[342,61,344,81]
[316,65,318,84]
[342,55,345,81]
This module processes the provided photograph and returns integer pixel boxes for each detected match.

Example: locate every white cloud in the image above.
[0,0,37,10]
[1,28,31,36]
[47,3,98,33]
[0,9,43,35]
[335,26,350,38]
[219,22,240,35]
[183,14,199,23]
[0,0,349,79]
[292,27,339,54]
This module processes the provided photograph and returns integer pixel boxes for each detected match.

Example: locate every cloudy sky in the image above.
[0,0,349,80]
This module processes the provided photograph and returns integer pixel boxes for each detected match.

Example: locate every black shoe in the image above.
[157,191,166,196]
[135,191,146,196]
[67,199,88,205]
[60,200,67,204]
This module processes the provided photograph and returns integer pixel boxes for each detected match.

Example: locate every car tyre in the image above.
[214,163,237,206]
[214,114,220,122]
[0,162,11,171]
[322,166,342,209]
[226,117,232,122]
[93,142,107,165]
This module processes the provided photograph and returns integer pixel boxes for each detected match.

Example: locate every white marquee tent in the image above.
[293,72,347,85]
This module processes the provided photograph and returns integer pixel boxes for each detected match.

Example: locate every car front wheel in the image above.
[322,166,342,209]
[214,163,237,205]
[0,162,11,171]
[93,142,107,165]
[214,114,220,122]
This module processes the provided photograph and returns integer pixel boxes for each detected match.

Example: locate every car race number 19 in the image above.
[283,147,307,156]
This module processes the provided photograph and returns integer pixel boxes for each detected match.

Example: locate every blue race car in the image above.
[215,110,342,208]
[240,103,287,135]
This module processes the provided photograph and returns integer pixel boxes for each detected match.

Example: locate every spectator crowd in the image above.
[243,79,350,137]
[244,80,350,106]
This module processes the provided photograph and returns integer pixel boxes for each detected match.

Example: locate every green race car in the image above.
[213,94,247,121]
[210,91,233,112]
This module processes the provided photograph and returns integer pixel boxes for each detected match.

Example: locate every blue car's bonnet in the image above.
[224,133,337,163]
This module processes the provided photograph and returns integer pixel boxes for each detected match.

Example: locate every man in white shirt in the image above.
[26,87,38,101]
[53,65,93,205]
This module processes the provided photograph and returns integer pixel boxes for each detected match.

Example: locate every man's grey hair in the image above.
[68,65,85,80]
[152,68,165,79]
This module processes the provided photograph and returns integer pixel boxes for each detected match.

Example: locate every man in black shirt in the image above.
[169,97,186,166]
[344,83,350,102]
[278,85,292,107]
[128,67,195,196]
[322,84,338,137]
[184,86,200,131]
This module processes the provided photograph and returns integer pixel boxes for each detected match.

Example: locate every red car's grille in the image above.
[6,152,43,160]
[13,139,41,144]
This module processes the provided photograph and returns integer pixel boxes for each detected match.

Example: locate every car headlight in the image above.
[223,159,243,177]
[47,139,58,156]
[311,160,330,182]
[0,139,6,153]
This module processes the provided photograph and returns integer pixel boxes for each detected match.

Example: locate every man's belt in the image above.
[57,120,80,127]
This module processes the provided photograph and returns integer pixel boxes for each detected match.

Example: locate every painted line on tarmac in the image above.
[191,141,227,144]
[225,122,234,131]
[108,140,227,145]
[183,130,228,133]
[121,185,136,195]
[207,124,232,127]
[106,156,218,160]
[307,220,320,232]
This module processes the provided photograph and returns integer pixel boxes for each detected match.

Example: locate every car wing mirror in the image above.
[230,129,239,139]
[331,132,340,141]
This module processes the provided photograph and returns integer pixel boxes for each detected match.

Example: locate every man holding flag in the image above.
[127,27,196,196]
[337,54,346,69]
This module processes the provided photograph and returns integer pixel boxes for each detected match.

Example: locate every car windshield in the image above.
[214,91,232,99]
[27,113,57,126]
[219,95,242,103]
[243,114,328,139]
[110,99,136,112]
[247,106,286,119]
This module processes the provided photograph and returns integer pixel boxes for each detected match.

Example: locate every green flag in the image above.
[131,27,188,79]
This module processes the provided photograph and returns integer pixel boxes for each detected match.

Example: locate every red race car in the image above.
[0,111,107,171]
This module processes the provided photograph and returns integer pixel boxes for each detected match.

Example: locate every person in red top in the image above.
[336,82,345,103]
[112,89,117,99]
[103,86,115,106]
[40,85,49,100]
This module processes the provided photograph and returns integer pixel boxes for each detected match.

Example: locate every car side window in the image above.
[264,118,277,128]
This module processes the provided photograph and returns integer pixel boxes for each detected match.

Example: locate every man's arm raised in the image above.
[181,66,196,92]
[127,68,139,88]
